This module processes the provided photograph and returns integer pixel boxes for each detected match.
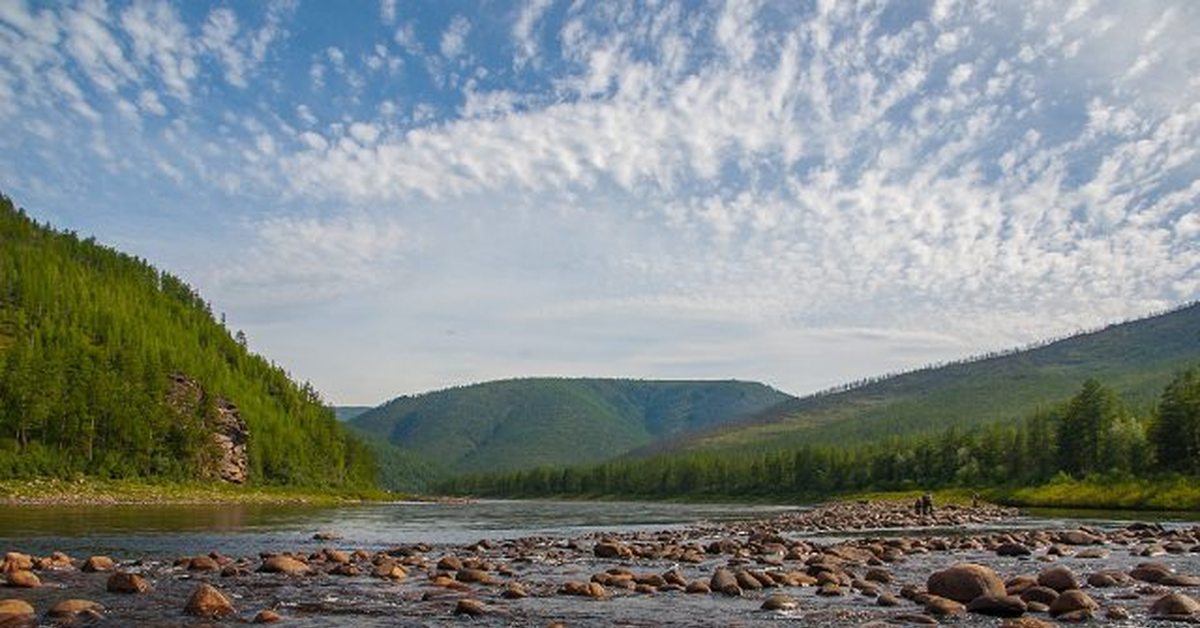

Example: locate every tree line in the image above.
[439,369,1200,499]
[0,195,376,487]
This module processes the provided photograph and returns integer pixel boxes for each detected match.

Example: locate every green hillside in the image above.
[655,302,1200,456]
[350,378,791,475]
[333,406,372,422]
[0,195,375,488]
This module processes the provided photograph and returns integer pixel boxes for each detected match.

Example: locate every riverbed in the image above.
[2,500,1198,626]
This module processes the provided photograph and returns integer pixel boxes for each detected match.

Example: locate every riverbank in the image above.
[0,478,395,506]
[850,477,1200,512]
[1,499,1198,626]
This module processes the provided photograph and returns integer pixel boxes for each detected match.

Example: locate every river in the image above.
[2,500,1197,626]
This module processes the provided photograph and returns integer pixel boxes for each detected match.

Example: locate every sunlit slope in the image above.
[652,303,1200,456]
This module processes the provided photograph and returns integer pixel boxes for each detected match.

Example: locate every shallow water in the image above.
[0,499,795,557]
[2,501,1198,626]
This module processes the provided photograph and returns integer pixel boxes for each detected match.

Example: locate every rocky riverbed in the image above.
[2,500,1199,626]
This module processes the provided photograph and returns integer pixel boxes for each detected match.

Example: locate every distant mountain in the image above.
[333,406,373,422]
[651,302,1200,457]
[0,195,375,488]
[350,378,792,476]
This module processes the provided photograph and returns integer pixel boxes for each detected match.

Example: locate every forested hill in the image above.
[350,378,791,475]
[0,195,375,487]
[651,301,1200,457]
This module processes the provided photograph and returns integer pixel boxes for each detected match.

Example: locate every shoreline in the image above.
[0,479,397,507]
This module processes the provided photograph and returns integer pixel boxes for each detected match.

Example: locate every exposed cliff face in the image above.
[167,373,250,484]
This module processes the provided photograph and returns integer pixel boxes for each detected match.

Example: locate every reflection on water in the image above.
[0,500,794,558]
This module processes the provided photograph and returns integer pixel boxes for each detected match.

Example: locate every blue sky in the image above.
[2,0,1198,404]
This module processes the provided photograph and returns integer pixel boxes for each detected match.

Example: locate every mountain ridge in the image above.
[350,377,791,477]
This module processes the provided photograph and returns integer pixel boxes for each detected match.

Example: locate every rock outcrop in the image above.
[167,373,249,484]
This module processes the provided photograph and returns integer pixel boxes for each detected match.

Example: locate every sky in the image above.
[2,0,1198,405]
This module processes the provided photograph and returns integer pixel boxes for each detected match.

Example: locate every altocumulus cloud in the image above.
[0,0,1197,401]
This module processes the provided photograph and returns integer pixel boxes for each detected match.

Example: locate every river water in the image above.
[2,500,1198,626]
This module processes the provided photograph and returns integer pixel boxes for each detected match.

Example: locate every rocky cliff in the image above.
[167,374,249,484]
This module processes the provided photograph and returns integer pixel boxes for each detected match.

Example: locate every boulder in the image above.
[82,556,115,572]
[1,554,32,573]
[502,582,528,599]
[454,598,488,616]
[1019,585,1058,606]
[996,543,1032,557]
[0,599,34,618]
[1037,565,1078,592]
[106,571,151,593]
[1150,592,1200,619]
[1000,619,1053,628]
[188,556,220,572]
[761,594,799,611]
[4,571,38,588]
[685,581,711,594]
[47,599,103,618]
[260,555,309,575]
[710,568,741,596]
[593,541,630,559]
[1161,574,1200,587]
[184,583,235,617]
[924,594,966,616]
[436,556,463,571]
[1048,589,1098,618]
[1131,562,1173,583]
[1087,570,1129,588]
[253,610,283,623]
[927,563,1006,603]
[967,594,1027,617]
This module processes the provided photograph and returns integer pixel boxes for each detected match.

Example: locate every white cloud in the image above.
[513,0,553,68]
[380,0,396,26]
[440,15,470,59]
[137,89,166,115]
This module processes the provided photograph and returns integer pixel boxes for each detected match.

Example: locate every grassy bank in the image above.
[848,477,1200,512]
[0,478,396,505]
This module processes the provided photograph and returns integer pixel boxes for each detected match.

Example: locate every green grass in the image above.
[848,477,1200,512]
[0,478,398,505]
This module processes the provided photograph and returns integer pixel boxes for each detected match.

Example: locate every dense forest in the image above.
[0,195,375,487]
[350,378,791,476]
[440,370,1200,499]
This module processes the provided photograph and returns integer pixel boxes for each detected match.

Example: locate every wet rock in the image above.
[36,552,73,571]
[927,563,1005,603]
[685,581,710,594]
[1057,530,1101,545]
[761,594,798,611]
[312,530,340,541]
[188,556,220,571]
[710,568,741,596]
[924,595,966,616]
[1000,619,1053,628]
[4,571,38,588]
[593,541,631,559]
[662,569,687,587]
[1018,585,1058,606]
[1005,575,1038,595]
[864,567,892,584]
[454,598,488,616]
[1161,574,1200,587]
[371,561,406,580]
[502,582,528,599]
[1025,601,1049,613]
[0,599,33,620]
[1075,548,1109,559]
[890,614,937,625]
[735,569,763,591]
[260,555,309,575]
[1037,565,1078,592]
[560,581,607,598]
[106,571,151,594]
[996,543,1032,557]
[877,592,901,607]
[455,568,494,584]
[967,594,1027,617]
[253,609,283,623]
[184,583,235,617]
[82,556,115,573]
[1105,606,1131,620]
[816,583,843,597]
[1150,592,1200,619]
[1048,590,1098,618]
[2,554,32,573]
[436,556,462,571]
[1087,569,1129,588]
[1132,562,1174,583]
[47,599,103,618]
